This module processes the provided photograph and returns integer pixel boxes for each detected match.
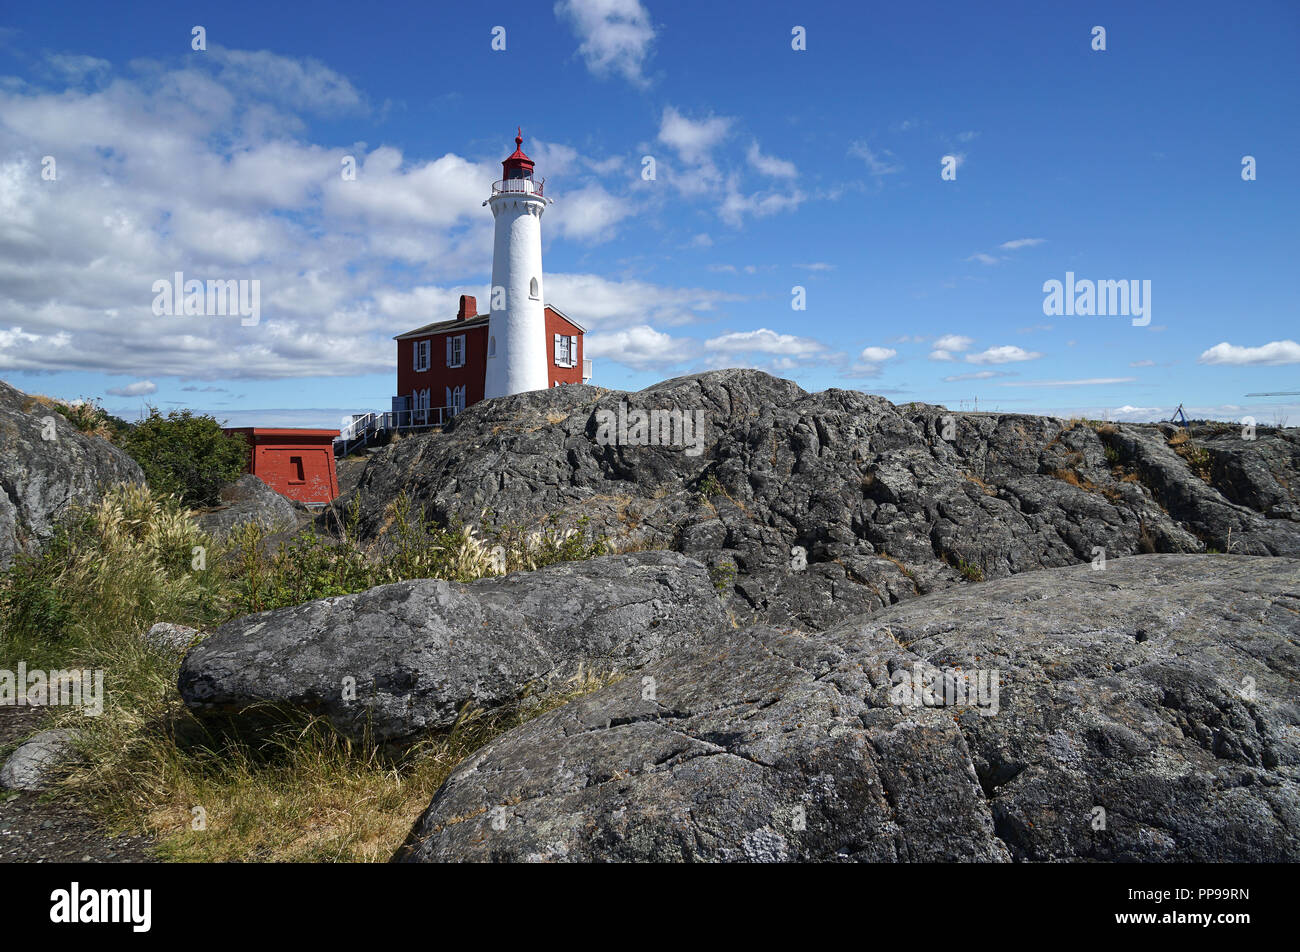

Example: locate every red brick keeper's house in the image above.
[392,294,588,423]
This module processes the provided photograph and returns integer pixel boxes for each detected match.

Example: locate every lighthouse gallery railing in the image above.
[490,179,544,196]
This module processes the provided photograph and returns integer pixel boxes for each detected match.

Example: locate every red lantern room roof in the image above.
[501,127,535,179]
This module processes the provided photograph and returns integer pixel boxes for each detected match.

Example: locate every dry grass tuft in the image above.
[88,668,620,863]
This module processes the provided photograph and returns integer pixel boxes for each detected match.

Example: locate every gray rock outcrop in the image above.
[178,551,727,742]
[397,554,1300,863]
[0,381,143,569]
[332,370,1300,631]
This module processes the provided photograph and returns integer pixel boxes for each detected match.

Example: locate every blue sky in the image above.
[1,0,1297,428]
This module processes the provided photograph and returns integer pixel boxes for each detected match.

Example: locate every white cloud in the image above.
[1130,359,1156,367]
[964,238,1042,268]
[662,159,724,198]
[588,323,833,376]
[859,346,897,363]
[545,273,740,332]
[550,184,632,241]
[966,345,1043,364]
[704,328,824,358]
[933,334,973,352]
[584,324,682,370]
[999,237,1045,251]
[373,286,483,326]
[207,47,366,114]
[930,334,976,361]
[323,147,494,230]
[848,140,901,177]
[0,327,73,371]
[718,175,805,227]
[1198,339,1300,366]
[45,53,111,81]
[658,106,732,164]
[106,380,157,397]
[555,0,656,86]
[656,110,805,227]
[942,370,1014,382]
[746,142,797,178]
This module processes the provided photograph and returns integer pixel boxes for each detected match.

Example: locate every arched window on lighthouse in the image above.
[529,277,539,300]
[488,336,496,357]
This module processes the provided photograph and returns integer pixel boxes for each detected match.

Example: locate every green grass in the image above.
[697,473,724,498]
[709,559,737,593]
[0,484,613,862]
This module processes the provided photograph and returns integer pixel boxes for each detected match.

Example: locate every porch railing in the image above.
[336,405,456,456]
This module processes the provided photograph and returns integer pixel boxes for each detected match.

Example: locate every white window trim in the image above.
[447,334,466,369]
[554,333,578,368]
[413,340,430,372]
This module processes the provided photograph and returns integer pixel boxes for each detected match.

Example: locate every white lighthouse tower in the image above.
[484,129,552,399]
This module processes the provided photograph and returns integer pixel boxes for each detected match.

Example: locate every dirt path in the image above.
[0,706,156,863]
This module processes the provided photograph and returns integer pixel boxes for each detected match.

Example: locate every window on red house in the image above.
[289,456,305,484]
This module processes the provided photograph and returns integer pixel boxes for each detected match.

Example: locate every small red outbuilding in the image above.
[224,427,340,505]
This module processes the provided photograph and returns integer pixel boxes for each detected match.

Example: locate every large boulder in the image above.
[0,381,143,569]
[332,370,1300,630]
[0,729,81,791]
[396,554,1300,862]
[178,551,727,742]
[194,473,303,538]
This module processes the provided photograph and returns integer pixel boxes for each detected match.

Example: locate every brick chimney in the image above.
[457,295,477,320]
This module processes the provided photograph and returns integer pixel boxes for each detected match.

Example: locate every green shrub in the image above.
[0,549,74,646]
[709,560,736,593]
[121,408,248,507]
